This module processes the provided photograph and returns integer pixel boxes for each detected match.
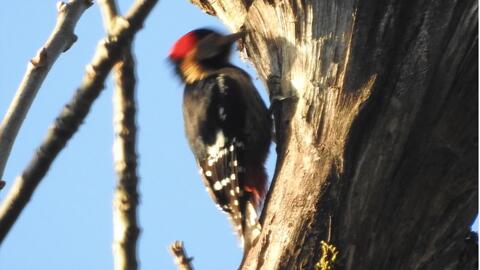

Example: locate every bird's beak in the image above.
[220,30,246,45]
[195,30,247,61]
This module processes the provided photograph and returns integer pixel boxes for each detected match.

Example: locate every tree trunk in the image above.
[190,0,478,269]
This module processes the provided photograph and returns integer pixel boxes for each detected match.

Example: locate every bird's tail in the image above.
[241,200,261,253]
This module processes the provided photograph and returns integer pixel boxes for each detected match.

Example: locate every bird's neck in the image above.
[179,50,233,84]
[180,59,209,84]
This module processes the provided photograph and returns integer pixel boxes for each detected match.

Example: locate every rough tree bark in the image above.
[189,0,478,269]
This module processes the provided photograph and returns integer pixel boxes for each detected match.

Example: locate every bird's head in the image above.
[168,28,244,83]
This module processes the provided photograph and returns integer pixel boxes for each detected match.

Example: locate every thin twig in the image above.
[99,1,140,269]
[170,241,194,270]
[0,0,158,244]
[0,0,92,181]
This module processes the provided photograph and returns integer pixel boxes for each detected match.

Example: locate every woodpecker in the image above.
[169,28,272,251]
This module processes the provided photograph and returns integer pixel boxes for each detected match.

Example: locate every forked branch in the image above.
[99,0,141,269]
[170,241,194,270]
[0,0,92,181]
[0,0,158,244]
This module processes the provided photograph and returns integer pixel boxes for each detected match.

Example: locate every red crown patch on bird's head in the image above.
[169,28,216,61]
[169,31,198,61]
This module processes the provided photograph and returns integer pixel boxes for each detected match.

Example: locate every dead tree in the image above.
[189,0,478,269]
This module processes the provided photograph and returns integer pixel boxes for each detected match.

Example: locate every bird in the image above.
[168,28,272,252]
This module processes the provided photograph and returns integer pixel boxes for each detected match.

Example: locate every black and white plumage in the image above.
[169,29,272,252]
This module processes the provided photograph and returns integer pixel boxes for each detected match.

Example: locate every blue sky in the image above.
[0,1,477,270]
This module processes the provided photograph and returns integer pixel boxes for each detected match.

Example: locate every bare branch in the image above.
[98,0,119,27]
[111,50,140,270]
[0,0,158,244]
[170,241,194,270]
[0,0,92,181]
[99,1,140,269]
